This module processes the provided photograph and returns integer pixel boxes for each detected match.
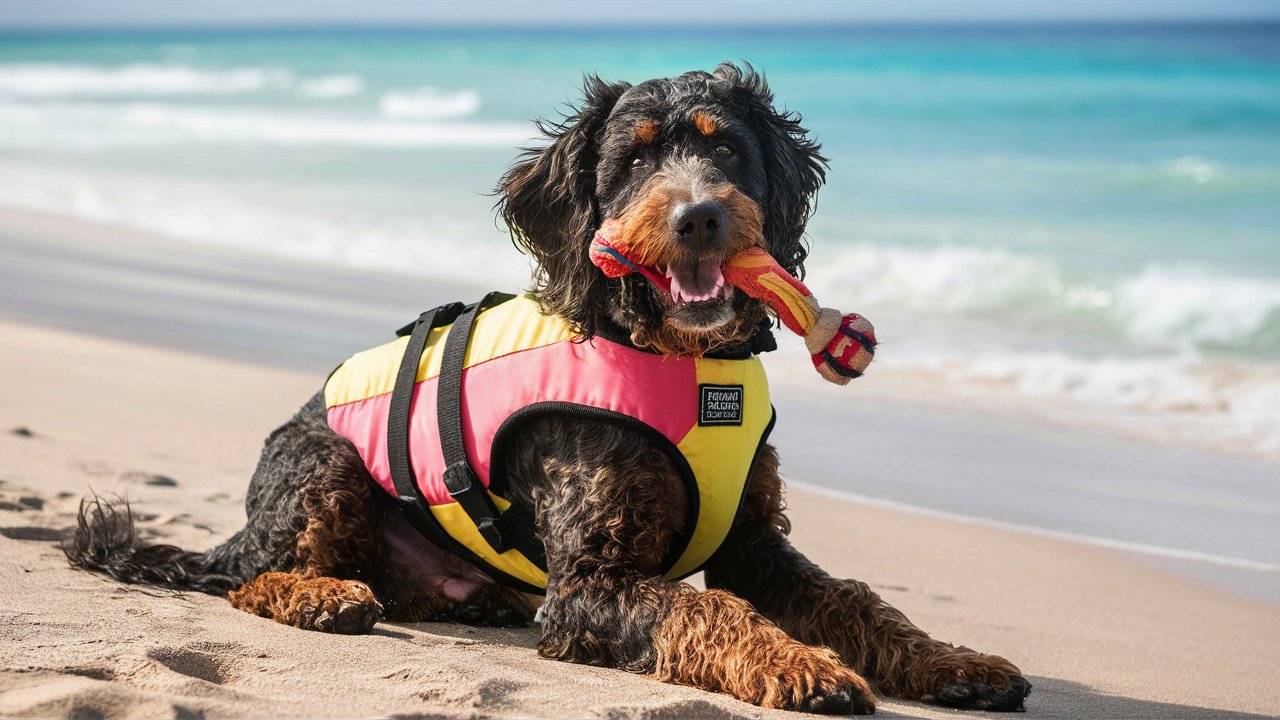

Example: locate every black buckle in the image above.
[442,460,476,495]
[475,518,505,551]
[443,461,510,553]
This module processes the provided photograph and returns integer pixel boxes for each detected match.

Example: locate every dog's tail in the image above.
[63,495,243,596]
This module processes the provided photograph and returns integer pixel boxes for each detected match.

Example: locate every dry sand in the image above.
[2,319,1278,719]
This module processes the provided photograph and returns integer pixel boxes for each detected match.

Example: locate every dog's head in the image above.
[499,63,826,356]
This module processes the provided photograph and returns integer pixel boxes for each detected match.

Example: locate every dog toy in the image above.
[590,219,875,385]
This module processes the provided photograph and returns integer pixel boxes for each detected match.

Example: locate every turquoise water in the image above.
[2,24,1279,451]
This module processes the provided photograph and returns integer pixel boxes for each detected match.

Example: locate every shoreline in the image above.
[5,197,1278,465]
[2,204,1277,607]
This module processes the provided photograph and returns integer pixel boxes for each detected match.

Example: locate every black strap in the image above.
[416,292,545,566]
[388,302,464,504]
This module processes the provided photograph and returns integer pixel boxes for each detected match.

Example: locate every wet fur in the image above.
[65,63,1030,713]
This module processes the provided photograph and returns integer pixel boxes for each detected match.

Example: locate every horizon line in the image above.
[4,18,1280,32]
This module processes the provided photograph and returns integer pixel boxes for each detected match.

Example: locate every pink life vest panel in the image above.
[323,294,774,591]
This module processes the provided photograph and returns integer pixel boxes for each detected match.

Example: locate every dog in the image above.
[66,63,1030,714]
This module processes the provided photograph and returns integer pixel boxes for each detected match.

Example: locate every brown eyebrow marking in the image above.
[635,119,659,144]
[693,111,717,137]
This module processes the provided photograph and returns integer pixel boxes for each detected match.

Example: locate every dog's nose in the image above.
[670,200,725,247]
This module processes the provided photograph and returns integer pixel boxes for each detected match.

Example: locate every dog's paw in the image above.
[756,647,877,715]
[935,673,1031,712]
[922,651,1030,712]
[293,579,383,634]
[796,676,877,715]
[229,572,384,634]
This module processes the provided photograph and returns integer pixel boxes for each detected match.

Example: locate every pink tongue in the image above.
[666,260,725,303]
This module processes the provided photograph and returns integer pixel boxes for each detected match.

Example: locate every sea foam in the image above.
[0,163,531,288]
[296,74,366,99]
[894,348,1280,456]
[379,87,481,120]
[0,63,293,96]
[807,243,1280,353]
[0,100,533,148]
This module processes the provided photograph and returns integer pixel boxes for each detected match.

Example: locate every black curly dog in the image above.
[67,64,1030,714]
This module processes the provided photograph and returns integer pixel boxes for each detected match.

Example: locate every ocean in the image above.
[2,24,1278,455]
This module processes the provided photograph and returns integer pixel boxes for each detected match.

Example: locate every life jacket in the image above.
[323,292,775,593]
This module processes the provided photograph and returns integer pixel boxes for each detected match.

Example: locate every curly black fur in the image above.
[65,495,239,594]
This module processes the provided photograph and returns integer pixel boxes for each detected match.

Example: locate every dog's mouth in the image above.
[629,257,736,331]
[662,258,732,305]
[628,256,733,306]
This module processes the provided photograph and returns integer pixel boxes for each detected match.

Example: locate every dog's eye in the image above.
[630,157,648,170]
[713,143,735,157]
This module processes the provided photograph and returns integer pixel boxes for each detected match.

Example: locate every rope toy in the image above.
[589,218,875,385]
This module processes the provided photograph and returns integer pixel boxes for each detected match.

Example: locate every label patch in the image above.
[699,384,744,426]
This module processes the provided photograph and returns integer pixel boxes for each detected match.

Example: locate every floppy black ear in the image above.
[497,75,630,328]
[499,75,630,271]
[714,63,827,278]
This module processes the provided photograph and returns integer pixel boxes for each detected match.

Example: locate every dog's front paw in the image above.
[294,578,383,634]
[935,673,1031,712]
[229,572,384,634]
[795,676,878,715]
[757,645,877,715]
[927,652,1030,712]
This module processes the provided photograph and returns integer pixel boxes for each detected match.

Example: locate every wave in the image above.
[2,162,1276,458]
[806,243,1280,354]
[1165,155,1224,184]
[0,62,371,101]
[296,74,365,99]
[886,347,1280,457]
[0,63,294,96]
[1115,266,1280,348]
[0,100,533,149]
[0,163,532,289]
[379,87,481,120]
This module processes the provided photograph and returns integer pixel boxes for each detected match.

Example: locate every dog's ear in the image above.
[497,75,630,332]
[714,62,827,278]
[499,75,630,265]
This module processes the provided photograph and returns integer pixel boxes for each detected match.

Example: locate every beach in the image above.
[1,207,1278,719]
[1,20,1278,717]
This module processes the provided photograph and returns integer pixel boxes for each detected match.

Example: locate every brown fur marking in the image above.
[635,119,659,144]
[228,432,385,633]
[692,111,717,137]
[653,586,876,712]
[615,173,763,268]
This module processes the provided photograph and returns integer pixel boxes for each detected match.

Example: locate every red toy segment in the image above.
[588,218,875,384]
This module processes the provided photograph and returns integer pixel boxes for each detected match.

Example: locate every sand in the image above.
[2,319,1278,719]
